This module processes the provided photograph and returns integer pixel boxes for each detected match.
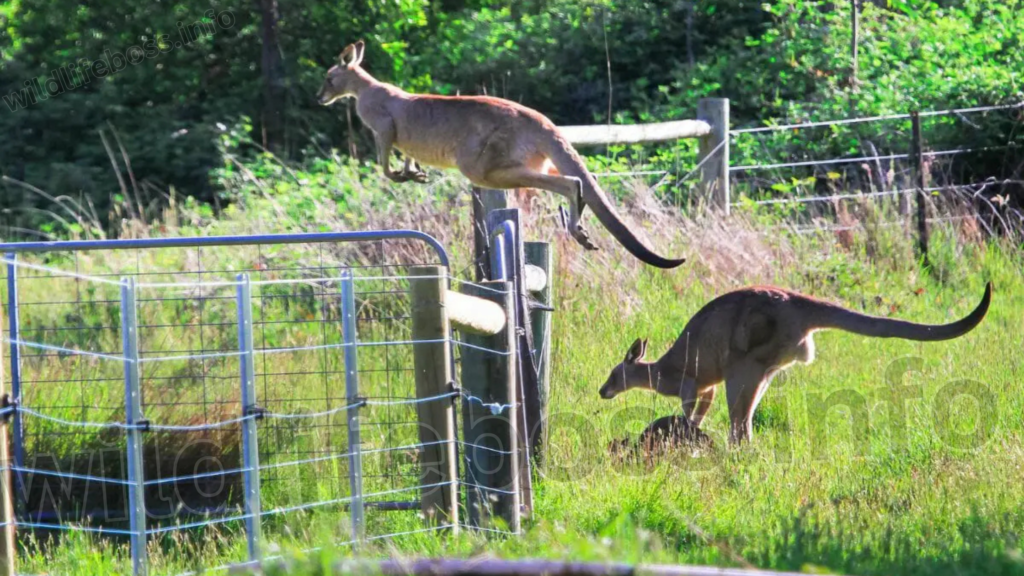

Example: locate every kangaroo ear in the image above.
[624,338,646,364]
[339,44,355,66]
[352,40,365,66]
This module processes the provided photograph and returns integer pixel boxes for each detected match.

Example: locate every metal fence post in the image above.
[486,213,534,516]
[340,270,365,541]
[120,278,147,576]
[471,187,509,282]
[698,98,731,214]
[236,274,262,562]
[0,276,16,574]
[4,254,24,513]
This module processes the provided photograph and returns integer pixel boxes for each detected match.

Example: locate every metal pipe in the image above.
[120,278,147,576]
[341,270,365,541]
[236,274,262,562]
[0,230,449,267]
[4,254,24,511]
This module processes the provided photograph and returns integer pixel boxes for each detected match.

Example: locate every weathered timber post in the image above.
[409,266,459,528]
[471,187,509,281]
[910,111,930,268]
[0,304,15,575]
[460,280,521,533]
[697,98,730,214]
[524,242,553,467]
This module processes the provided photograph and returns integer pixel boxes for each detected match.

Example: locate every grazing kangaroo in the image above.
[609,414,715,461]
[598,283,992,444]
[317,41,685,269]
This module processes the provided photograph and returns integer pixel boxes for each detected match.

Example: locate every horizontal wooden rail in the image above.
[523,264,547,293]
[447,265,545,336]
[447,291,506,336]
[559,119,712,146]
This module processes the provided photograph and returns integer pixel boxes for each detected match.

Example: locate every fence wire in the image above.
[0,238,520,575]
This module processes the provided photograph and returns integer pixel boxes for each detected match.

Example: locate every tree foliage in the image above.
[0,0,1021,233]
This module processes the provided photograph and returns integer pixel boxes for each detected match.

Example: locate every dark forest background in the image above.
[1,0,1021,234]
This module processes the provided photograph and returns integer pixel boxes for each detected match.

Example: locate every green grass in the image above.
[5,180,1024,576]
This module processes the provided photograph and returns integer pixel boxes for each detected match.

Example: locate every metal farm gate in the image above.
[0,226,548,575]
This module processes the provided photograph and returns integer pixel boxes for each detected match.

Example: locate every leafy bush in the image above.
[1,0,1021,235]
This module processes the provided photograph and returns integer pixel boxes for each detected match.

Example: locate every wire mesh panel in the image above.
[0,231,461,572]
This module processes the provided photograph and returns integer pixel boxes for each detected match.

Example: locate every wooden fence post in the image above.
[910,111,930,267]
[409,266,459,528]
[697,98,730,215]
[524,242,553,468]
[460,280,521,533]
[0,313,14,576]
[471,187,509,282]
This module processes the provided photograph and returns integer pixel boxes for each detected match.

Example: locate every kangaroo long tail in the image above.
[542,134,685,269]
[809,282,991,341]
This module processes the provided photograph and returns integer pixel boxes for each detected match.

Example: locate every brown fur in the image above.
[318,41,684,269]
[609,414,715,462]
[599,283,992,444]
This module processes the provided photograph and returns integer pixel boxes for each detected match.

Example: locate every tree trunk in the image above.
[259,0,286,154]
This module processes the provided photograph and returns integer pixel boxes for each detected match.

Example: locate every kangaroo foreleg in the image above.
[689,387,716,429]
[372,121,416,184]
[398,156,428,184]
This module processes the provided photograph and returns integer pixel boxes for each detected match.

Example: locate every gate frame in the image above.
[0,230,449,574]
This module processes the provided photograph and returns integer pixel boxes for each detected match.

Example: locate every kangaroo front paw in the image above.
[392,169,429,184]
[573,225,599,251]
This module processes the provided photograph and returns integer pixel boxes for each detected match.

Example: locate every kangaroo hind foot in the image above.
[558,205,599,251]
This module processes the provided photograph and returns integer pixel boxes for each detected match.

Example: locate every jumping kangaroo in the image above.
[317,41,685,269]
[598,283,992,444]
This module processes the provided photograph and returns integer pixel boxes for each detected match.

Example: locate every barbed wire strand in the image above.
[143,466,254,487]
[4,466,132,486]
[731,101,1024,135]
[0,258,122,286]
[730,145,1005,173]
[734,180,1012,207]
[259,439,452,471]
[261,480,454,518]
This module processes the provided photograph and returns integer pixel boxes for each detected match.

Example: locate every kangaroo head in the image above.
[599,338,654,399]
[317,41,366,105]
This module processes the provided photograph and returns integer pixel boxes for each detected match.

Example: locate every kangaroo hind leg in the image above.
[481,165,597,250]
[724,360,770,445]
